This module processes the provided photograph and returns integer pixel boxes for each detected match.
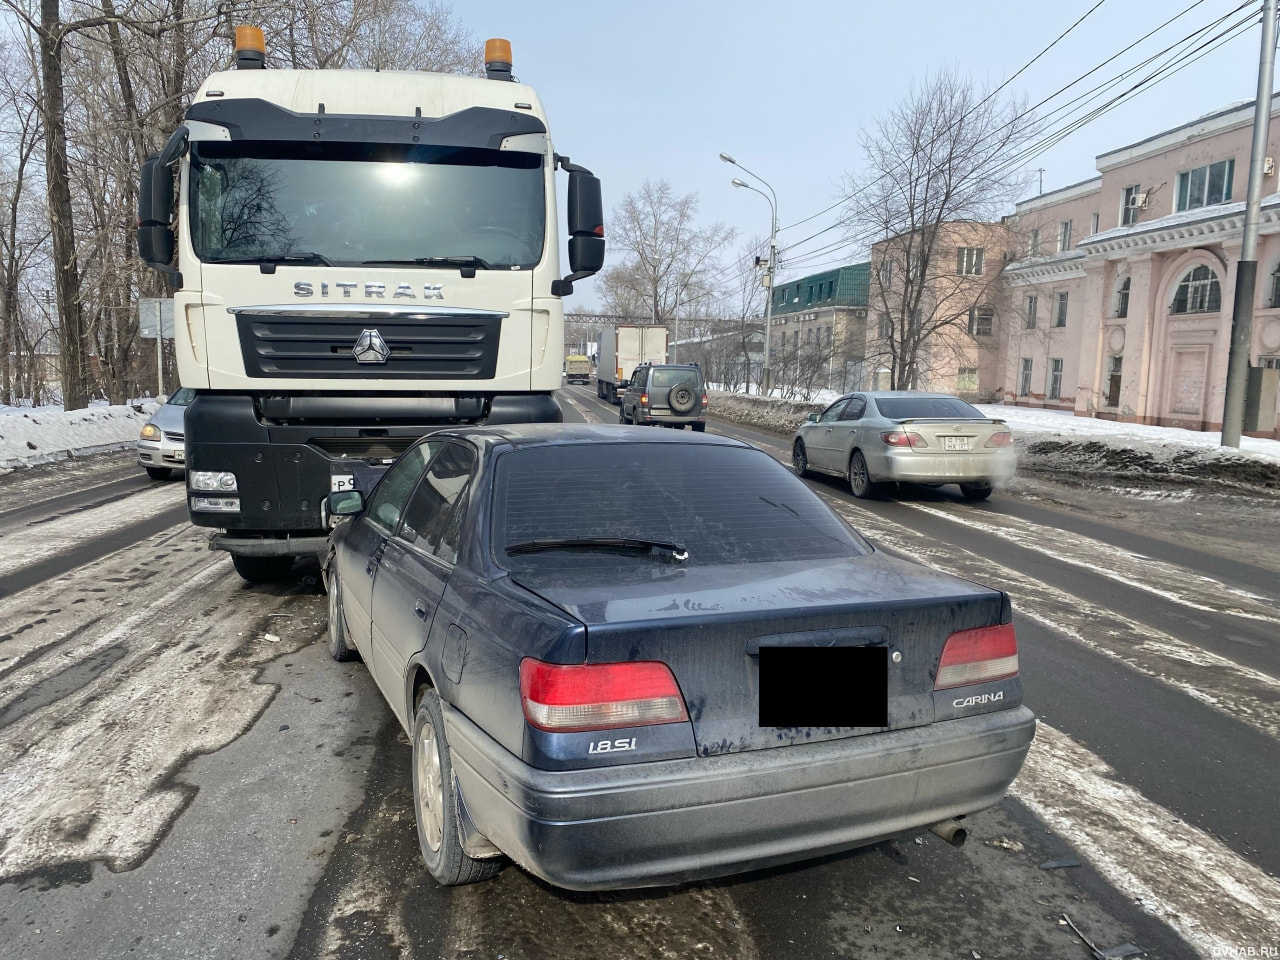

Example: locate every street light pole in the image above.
[721,153,778,396]
[1222,0,1277,448]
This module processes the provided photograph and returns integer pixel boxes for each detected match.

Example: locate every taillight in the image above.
[640,393,649,405]
[934,623,1018,690]
[882,430,928,447]
[985,431,1014,447]
[520,659,689,732]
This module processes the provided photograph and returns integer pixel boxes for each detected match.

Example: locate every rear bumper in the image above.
[446,703,1036,891]
[874,449,1017,485]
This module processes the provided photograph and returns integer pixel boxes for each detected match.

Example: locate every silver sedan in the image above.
[792,391,1016,501]
[136,387,194,480]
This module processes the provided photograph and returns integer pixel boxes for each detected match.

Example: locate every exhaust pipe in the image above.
[928,819,967,848]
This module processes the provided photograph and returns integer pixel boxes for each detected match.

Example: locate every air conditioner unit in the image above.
[1134,193,1149,209]
[1266,157,1276,176]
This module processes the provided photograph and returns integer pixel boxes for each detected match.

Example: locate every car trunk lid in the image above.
[892,418,1009,456]
[510,553,1004,755]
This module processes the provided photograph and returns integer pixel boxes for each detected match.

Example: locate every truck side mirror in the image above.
[551,157,605,297]
[137,155,175,269]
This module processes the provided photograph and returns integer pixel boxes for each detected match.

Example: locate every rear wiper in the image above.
[361,256,493,269]
[214,252,335,266]
[506,537,688,560]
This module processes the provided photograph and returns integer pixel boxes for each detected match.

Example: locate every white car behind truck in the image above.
[596,325,668,404]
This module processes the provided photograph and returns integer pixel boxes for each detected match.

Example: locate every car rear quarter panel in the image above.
[407,569,585,762]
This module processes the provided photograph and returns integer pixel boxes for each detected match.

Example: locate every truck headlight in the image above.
[190,470,238,492]
[190,496,240,513]
[140,423,161,440]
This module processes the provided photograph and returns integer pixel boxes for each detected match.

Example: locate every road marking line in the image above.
[1017,723,1280,957]
[899,500,1280,624]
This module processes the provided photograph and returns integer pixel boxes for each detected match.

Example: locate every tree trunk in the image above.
[38,0,91,410]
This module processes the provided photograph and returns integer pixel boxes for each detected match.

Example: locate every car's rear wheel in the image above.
[230,554,295,584]
[325,563,360,662]
[412,688,504,886]
[619,404,630,424]
[145,466,172,481]
[848,451,880,499]
[668,381,697,414]
[792,440,811,477]
[959,482,994,501]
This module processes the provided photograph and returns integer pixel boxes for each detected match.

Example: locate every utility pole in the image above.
[1035,168,1045,194]
[1222,0,1277,448]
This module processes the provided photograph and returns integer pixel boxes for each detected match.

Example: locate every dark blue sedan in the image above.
[323,423,1035,890]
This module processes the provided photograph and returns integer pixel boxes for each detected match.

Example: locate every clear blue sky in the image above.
[458,0,1267,308]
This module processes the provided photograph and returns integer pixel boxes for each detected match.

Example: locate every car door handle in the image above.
[414,600,429,621]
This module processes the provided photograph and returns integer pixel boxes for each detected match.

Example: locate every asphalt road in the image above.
[0,404,1277,960]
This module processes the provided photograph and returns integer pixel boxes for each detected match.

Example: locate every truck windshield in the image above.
[188,141,545,269]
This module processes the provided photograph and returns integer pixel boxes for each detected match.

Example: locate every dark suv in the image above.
[619,363,707,431]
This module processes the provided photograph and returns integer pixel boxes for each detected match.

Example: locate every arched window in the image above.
[1116,277,1130,319]
[1171,265,1221,314]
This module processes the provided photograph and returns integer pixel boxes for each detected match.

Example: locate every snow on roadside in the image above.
[0,401,158,472]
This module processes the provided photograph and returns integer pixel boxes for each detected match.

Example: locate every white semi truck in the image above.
[137,28,604,582]
[595,325,668,404]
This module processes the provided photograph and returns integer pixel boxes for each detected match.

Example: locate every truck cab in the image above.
[137,30,604,581]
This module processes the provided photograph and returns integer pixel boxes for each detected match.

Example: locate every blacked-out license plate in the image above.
[758,646,888,728]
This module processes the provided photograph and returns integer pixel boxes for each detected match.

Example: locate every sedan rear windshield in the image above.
[875,397,984,420]
[492,444,867,568]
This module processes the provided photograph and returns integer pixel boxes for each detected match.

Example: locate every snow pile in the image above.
[0,402,159,471]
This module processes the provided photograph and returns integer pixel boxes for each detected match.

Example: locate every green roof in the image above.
[773,262,869,316]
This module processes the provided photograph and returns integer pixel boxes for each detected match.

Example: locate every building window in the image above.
[1107,355,1123,407]
[1121,185,1142,226]
[877,260,892,290]
[1058,220,1072,252]
[1091,212,1100,234]
[1117,277,1130,318]
[827,281,834,299]
[806,327,814,344]
[1028,228,1040,256]
[825,326,832,342]
[1171,265,1221,314]
[1048,358,1063,400]
[1270,266,1280,307]
[968,305,994,337]
[956,247,985,275]
[1260,356,1280,368]
[1025,295,1038,329]
[957,367,978,393]
[1055,292,1068,327]
[1019,358,1033,397]
[878,312,892,338]
[1177,159,1234,212]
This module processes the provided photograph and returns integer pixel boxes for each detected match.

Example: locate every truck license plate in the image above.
[943,436,969,451]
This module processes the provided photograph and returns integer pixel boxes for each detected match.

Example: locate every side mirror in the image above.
[137,155,175,270]
[806,413,820,423]
[329,490,364,516]
[551,157,605,296]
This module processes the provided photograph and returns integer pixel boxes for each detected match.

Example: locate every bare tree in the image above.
[846,70,1034,391]
[601,179,734,333]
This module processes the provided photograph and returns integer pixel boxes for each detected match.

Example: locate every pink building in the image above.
[1005,99,1280,438]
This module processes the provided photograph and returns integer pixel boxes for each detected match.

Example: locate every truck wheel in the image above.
[668,381,697,414]
[231,554,295,584]
[145,466,172,481]
[413,688,505,886]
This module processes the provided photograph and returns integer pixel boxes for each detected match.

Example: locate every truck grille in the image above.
[234,311,503,380]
